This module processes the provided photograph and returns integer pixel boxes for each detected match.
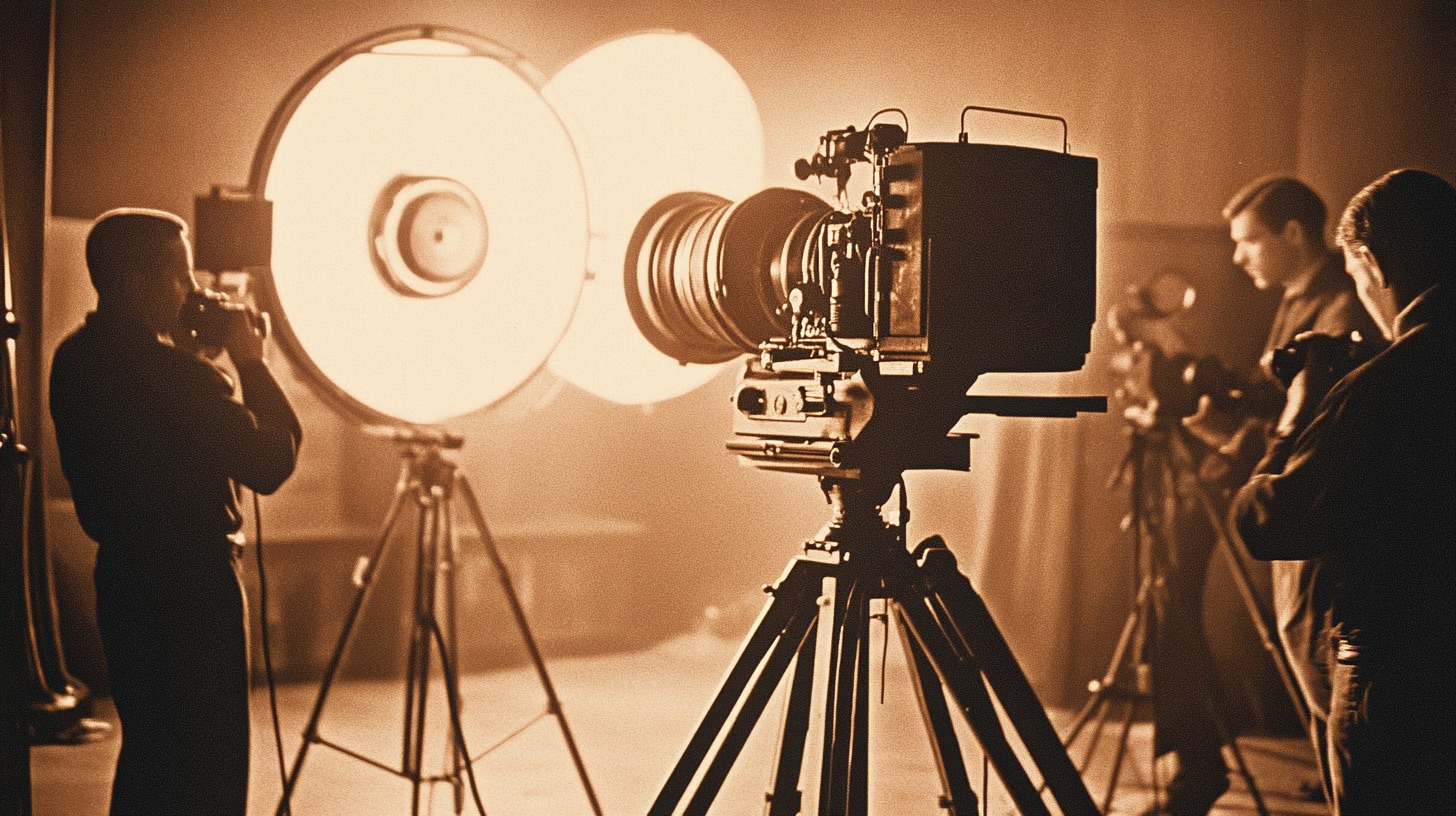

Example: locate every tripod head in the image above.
[365,425,465,498]
[727,358,1105,489]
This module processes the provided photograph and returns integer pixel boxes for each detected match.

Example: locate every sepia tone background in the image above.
[6,0,1454,787]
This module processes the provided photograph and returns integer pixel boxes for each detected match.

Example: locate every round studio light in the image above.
[543,31,765,405]
[251,26,588,426]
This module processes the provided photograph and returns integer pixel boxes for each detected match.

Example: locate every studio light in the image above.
[251,27,588,426]
[543,31,765,405]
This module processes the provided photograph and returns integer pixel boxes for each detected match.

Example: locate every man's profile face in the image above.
[1229,210,1300,291]
[137,233,198,335]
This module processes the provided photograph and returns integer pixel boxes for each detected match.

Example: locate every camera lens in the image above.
[624,188,831,364]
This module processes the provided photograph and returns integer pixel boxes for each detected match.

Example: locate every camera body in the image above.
[754,128,1099,378]
[178,288,266,351]
[627,122,1100,477]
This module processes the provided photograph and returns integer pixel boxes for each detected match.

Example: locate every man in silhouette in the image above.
[1232,168,1455,815]
[49,208,302,815]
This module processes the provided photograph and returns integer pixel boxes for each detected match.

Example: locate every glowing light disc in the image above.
[254,29,588,425]
[544,31,765,405]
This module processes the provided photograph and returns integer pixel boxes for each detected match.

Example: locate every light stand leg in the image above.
[276,459,416,815]
[275,445,486,816]
[453,471,603,816]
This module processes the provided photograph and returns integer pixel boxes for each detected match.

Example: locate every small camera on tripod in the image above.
[178,288,267,350]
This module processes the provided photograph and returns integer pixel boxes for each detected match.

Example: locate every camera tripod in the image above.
[1060,419,1306,815]
[650,475,1099,816]
[275,430,602,816]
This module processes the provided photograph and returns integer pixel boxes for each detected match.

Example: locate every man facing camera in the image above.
[1231,168,1455,815]
[49,208,302,815]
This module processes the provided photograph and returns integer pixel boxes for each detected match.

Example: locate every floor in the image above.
[30,629,1325,816]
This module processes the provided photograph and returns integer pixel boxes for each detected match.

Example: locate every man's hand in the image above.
[1273,332,1354,439]
[221,305,267,365]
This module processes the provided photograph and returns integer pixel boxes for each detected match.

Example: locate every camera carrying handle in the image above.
[959,105,1070,154]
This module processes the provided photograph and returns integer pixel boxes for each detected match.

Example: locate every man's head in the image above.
[1223,176,1328,291]
[1336,170,1456,338]
[86,208,197,333]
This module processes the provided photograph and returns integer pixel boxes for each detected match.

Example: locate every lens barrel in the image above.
[625,188,831,364]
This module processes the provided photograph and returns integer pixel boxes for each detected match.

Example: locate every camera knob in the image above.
[736,387,768,415]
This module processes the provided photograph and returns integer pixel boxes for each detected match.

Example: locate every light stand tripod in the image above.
[1061,418,1305,815]
[650,474,1100,816]
[275,429,602,816]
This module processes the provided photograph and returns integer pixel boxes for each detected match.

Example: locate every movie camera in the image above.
[1108,272,1376,437]
[626,108,1102,478]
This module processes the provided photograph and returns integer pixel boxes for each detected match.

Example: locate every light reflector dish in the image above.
[544,31,765,405]
[254,28,588,425]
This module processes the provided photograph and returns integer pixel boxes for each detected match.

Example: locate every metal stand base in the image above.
[1061,574,1267,816]
[1061,422,1301,815]
[275,435,602,816]
[650,479,1099,816]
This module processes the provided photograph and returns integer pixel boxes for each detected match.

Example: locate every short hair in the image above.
[1222,175,1328,246]
[1337,169,1456,291]
[85,208,189,297]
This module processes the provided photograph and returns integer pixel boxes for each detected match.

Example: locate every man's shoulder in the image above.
[1337,319,1452,408]
[52,318,230,393]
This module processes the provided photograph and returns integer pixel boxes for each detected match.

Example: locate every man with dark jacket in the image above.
[50,208,302,815]
[1231,168,1455,815]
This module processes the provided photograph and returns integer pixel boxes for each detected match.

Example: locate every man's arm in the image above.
[1229,377,1358,561]
[183,308,302,495]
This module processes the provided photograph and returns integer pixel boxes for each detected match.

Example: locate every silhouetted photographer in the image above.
[49,208,302,815]
[1232,169,1455,815]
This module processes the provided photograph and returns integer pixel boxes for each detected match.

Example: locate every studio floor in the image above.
[31,629,1325,816]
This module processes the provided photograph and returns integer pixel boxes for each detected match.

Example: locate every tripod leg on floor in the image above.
[1202,695,1271,816]
[894,578,1053,816]
[765,610,820,816]
[453,473,603,816]
[820,575,872,816]
[896,608,979,816]
[909,536,1101,816]
[276,467,415,815]
[649,557,832,816]
[682,594,820,816]
[1099,693,1140,814]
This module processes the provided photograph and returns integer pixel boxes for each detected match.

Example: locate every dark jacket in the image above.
[1232,284,1455,648]
[50,310,302,554]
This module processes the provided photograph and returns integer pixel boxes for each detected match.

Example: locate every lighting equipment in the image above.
[207,25,601,815]
[637,108,1108,816]
[543,31,766,405]
[251,27,588,427]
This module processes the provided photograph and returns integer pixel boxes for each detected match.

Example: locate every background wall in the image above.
[35,0,1456,712]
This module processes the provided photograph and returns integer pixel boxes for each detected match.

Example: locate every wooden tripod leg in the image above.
[912,539,1101,816]
[649,556,831,816]
[896,607,980,815]
[895,585,1054,816]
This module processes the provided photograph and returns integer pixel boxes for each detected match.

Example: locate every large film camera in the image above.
[626,112,1100,477]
